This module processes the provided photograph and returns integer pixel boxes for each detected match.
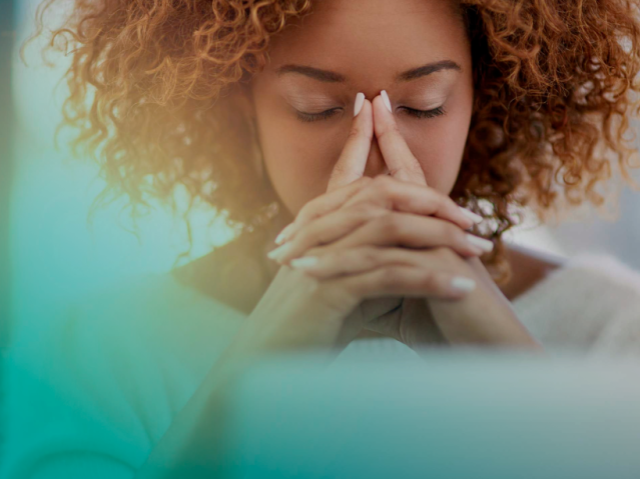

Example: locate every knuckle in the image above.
[418,271,439,291]
[433,246,458,263]
[296,202,314,222]
[434,194,449,213]
[360,247,381,266]
[372,174,395,192]
[443,223,464,244]
[356,176,374,187]
[379,213,406,238]
[349,201,375,216]
[294,228,317,249]
[378,266,404,289]
[292,226,309,243]
[348,202,383,221]
[373,177,399,202]
[304,246,324,257]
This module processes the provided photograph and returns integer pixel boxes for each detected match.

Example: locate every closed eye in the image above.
[294,105,446,123]
[295,108,343,123]
[400,106,446,119]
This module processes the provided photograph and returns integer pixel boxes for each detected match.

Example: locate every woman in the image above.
[4,0,640,477]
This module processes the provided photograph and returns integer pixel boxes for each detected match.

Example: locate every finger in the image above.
[274,176,373,246]
[306,213,493,259]
[278,174,484,247]
[327,262,476,300]
[341,175,482,230]
[292,245,415,279]
[326,95,373,192]
[269,204,388,262]
[373,92,428,187]
[274,95,373,246]
[268,211,492,265]
[291,245,465,279]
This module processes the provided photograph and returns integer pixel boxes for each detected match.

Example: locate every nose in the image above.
[363,136,389,178]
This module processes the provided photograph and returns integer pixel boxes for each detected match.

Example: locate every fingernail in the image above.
[290,256,319,269]
[459,207,483,224]
[380,90,392,113]
[267,242,294,261]
[451,277,476,292]
[275,222,295,245]
[353,92,365,117]
[466,234,494,253]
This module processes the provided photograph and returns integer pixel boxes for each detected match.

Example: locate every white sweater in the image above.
[2,254,640,478]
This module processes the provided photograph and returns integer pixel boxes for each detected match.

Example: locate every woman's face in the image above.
[249,0,473,217]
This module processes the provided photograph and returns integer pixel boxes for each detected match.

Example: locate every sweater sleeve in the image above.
[0,273,245,479]
[511,254,640,355]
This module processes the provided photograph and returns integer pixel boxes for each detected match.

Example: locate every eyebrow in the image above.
[275,60,461,83]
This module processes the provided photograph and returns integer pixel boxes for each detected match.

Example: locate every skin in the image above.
[250,0,472,216]
[219,0,564,339]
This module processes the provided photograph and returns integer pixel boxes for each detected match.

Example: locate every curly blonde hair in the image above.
[23,0,640,277]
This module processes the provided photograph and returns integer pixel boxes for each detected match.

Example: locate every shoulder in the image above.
[50,271,246,376]
[509,249,640,354]
[171,232,272,316]
[502,244,566,301]
[512,250,640,305]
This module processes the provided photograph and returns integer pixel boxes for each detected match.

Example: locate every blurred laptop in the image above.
[215,348,640,479]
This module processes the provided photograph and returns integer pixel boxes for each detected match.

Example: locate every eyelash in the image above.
[401,106,446,119]
[295,105,446,123]
[295,108,343,123]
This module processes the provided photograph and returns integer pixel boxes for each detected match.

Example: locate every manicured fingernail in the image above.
[275,222,295,245]
[290,256,319,269]
[459,207,483,224]
[380,90,392,113]
[451,277,476,292]
[466,234,494,253]
[353,92,365,117]
[267,242,294,261]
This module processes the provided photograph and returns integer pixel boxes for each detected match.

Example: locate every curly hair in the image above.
[22,0,640,279]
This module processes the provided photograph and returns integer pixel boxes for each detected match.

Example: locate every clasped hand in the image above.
[267,92,540,351]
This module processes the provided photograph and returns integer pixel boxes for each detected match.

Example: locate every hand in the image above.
[267,186,492,348]
[263,93,472,347]
[230,95,482,360]
[268,92,541,350]
[267,93,482,347]
[268,93,485,347]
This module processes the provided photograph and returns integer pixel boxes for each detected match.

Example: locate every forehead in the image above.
[264,0,468,88]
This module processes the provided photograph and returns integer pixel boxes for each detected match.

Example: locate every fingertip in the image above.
[372,93,385,115]
[447,203,479,230]
[355,97,374,134]
[275,221,296,245]
[371,94,394,135]
[353,92,365,117]
[459,206,484,224]
[380,90,392,113]
[450,276,476,294]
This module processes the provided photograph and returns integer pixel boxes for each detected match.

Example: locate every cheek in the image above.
[255,112,340,217]
[402,109,471,195]
[404,123,466,195]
